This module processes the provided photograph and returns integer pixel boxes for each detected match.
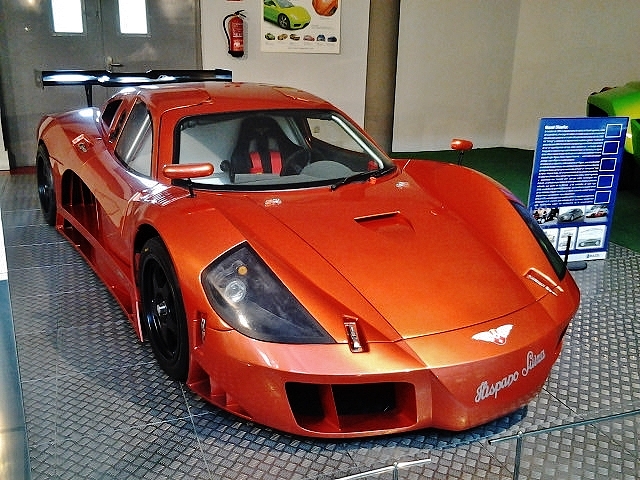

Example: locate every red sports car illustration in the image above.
[312,0,338,16]
[36,70,580,438]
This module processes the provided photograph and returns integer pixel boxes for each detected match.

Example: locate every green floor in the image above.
[393,148,640,253]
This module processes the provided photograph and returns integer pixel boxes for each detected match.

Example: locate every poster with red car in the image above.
[261,0,340,54]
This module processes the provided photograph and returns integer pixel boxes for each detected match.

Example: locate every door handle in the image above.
[106,56,124,71]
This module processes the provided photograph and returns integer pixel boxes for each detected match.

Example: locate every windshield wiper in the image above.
[330,165,396,191]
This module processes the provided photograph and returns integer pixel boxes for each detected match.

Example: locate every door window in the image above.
[118,0,148,35]
[51,0,85,34]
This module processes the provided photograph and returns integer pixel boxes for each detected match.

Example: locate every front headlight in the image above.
[512,202,567,280]
[201,244,335,344]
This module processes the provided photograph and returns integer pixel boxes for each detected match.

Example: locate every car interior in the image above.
[176,111,383,187]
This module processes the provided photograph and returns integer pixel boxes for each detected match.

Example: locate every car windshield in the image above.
[273,0,294,7]
[175,109,395,190]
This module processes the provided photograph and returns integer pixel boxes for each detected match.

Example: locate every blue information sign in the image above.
[528,117,627,261]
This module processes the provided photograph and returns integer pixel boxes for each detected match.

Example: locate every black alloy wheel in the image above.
[36,144,57,226]
[139,237,189,381]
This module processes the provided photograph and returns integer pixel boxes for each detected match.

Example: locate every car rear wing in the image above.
[36,69,233,107]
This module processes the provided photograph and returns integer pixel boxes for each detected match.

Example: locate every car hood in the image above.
[209,172,537,338]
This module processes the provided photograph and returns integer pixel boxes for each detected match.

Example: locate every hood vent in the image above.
[354,211,414,237]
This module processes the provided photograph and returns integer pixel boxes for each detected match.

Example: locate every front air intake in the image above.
[285,382,417,434]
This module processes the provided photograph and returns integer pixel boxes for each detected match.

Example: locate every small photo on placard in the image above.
[599,157,616,171]
[602,141,620,155]
[594,190,612,204]
[597,174,614,189]
[605,123,623,137]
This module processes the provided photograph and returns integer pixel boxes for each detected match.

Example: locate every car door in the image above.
[80,96,156,272]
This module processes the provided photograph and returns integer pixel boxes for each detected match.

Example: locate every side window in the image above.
[101,99,123,130]
[109,110,127,142]
[114,101,153,176]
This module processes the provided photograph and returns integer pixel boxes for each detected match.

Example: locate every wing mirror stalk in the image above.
[450,138,473,165]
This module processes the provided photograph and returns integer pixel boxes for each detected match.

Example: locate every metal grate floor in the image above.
[1,172,639,479]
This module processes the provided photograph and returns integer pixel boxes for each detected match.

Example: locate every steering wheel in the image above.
[280,149,311,176]
[220,160,235,183]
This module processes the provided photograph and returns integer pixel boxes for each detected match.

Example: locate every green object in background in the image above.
[263,0,311,30]
[393,148,640,253]
[587,82,640,161]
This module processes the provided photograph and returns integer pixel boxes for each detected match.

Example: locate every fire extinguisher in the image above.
[223,10,246,58]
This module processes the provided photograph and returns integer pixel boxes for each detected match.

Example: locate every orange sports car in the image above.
[36,71,580,438]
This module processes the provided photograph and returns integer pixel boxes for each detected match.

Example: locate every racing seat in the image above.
[230,116,298,175]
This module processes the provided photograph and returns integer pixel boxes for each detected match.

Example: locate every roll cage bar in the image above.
[36,69,233,107]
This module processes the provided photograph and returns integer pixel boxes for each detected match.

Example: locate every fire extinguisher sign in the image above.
[261,0,341,54]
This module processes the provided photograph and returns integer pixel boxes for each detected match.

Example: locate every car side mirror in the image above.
[163,163,214,197]
[163,163,214,179]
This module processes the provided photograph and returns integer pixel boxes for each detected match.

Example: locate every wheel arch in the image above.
[135,231,190,381]
[134,223,161,258]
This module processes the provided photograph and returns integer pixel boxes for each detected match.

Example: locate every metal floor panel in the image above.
[1,172,639,479]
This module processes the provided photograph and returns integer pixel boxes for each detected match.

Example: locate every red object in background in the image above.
[450,138,474,152]
[451,138,474,165]
[313,0,338,16]
[224,10,245,58]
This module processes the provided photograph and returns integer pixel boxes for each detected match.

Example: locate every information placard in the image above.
[528,117,627,261]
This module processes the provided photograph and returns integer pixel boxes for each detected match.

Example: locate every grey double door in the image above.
[0,0,201,168]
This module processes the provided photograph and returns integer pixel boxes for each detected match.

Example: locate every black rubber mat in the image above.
[1,172,638,479]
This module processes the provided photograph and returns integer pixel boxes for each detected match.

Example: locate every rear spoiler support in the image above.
[35,69,233,107]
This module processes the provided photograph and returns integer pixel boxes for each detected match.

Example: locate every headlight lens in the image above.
[512,202,567,280]
[201,244,335,344]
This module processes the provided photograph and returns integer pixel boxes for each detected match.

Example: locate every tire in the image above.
[278,14,290,29]
[139,237,189,381]
[36,144,57,226]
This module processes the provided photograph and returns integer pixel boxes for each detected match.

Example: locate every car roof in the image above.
[128,81,334,115]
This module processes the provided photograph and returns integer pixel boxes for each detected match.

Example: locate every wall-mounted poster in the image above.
[528,117,628,262]
[261,0,340,54]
